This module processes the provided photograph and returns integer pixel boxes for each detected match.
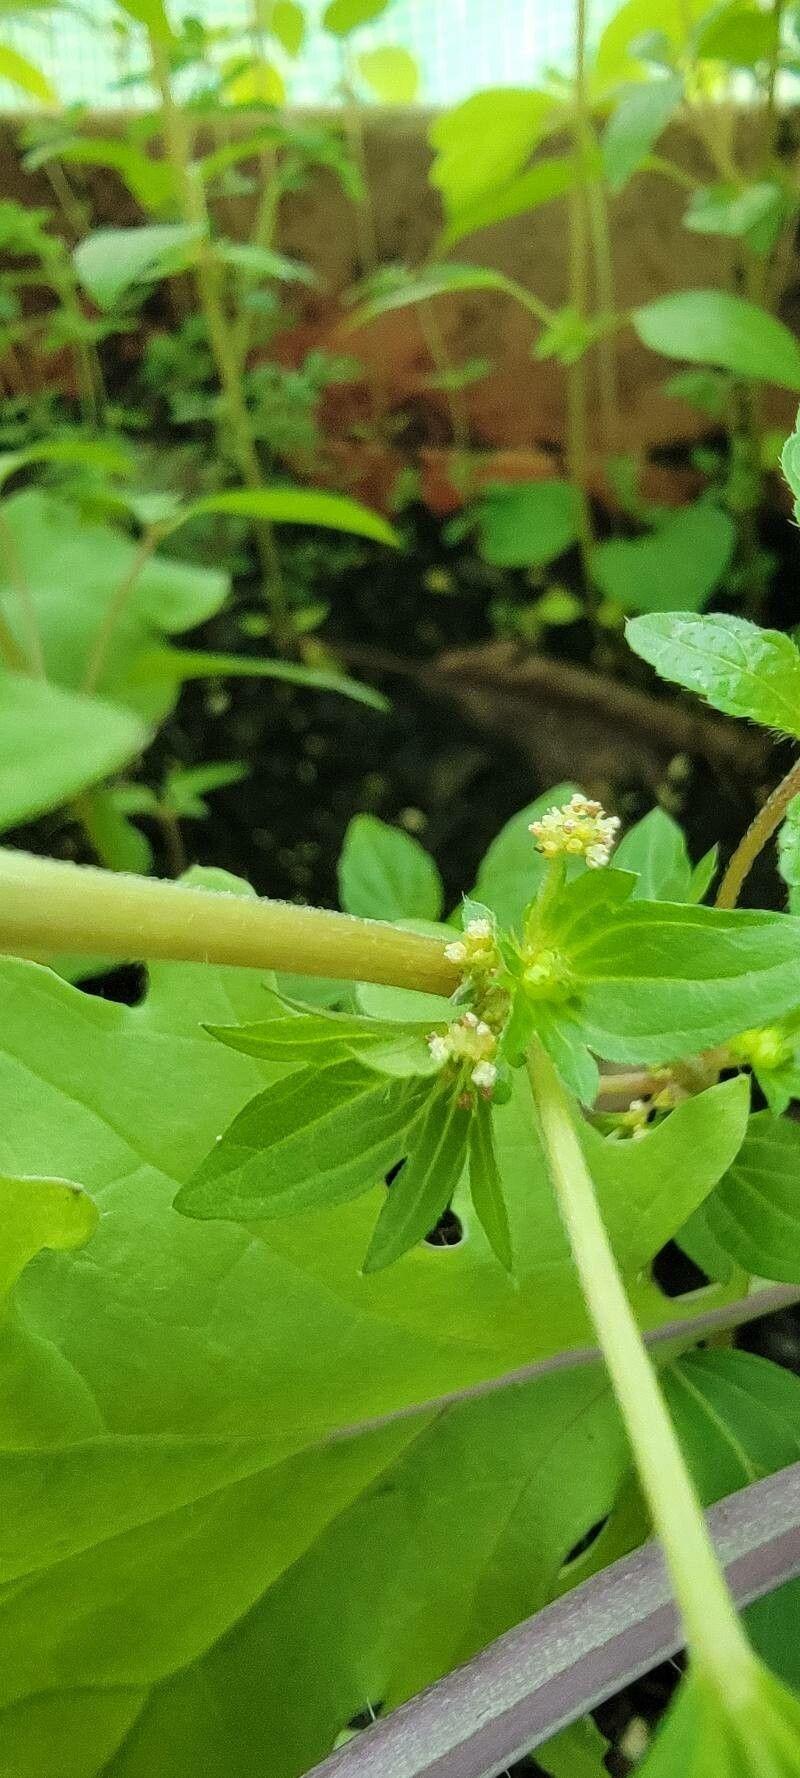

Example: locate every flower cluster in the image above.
[729,1025,791,1072]
[444,917,498,974]
[529,793,620,869]
[427,1011,498,1098]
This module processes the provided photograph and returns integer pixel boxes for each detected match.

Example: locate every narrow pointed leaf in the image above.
[364,1089,470,1272]
[469,1096,512,1270]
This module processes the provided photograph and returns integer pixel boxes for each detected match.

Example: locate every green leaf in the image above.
[695,0,779,66]
[470,782,580,930]
[206,997,437,1077]
[632,290,800,391]
[345,261,541,328]
[0,671,148,829]
[594,0,712,85]
[469,1096,513,1271]
[0,1172,97,1300]
[438,155,582,252]
[322,0,390,32]
[778,794,800,912]
[114,0,171,33]
[357,45,419,102]
[429,88,557,218]
[626,610,800,734]
[552,882,800,1063]
[614,807,696,901]
[475,480,579,569]
[684,181,786,256]
[0,436,135,490]
[364,1088,471,1272]
[688,846,719,903]
[696,1112,800,1283]
[45,137,176,214]
[0,42,54,101]
[174,485,399,549]
[593,502,734,615]
[780,410,800,519]
[0,489,229,725]
[602,73,682,192]
[73,224,202,311]
[538,1720,612,1777]
[215,241,314,284]
[339,814,444,921]
[129,646,389,712]
[270,0,305,55]
[176,1062,430,1222]
[161,760,248,818]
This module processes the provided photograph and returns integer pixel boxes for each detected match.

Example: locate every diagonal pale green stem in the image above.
[0,849,459,994]
[526,1036,758,1699]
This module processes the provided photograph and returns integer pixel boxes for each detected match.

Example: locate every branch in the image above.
[305,1459,800,1778]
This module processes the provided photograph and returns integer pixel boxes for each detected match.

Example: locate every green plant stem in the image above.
[82,525,163,694]
[149,30,292,650]
[0,507,45,677]
[526,1036,758,1695]
[0,847,460,992]
[231,162,282,374]
[566,0,596,603]
[42,164,106,427]
[715,753,800,909]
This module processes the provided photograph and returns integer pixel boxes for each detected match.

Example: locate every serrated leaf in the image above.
[632,290,800,391]
[476,480,579,569]
[615,807,695,901]
[626,610,800,734]
[593,503,734,615]
[322,0,390,32]
[177,1061,431,1222]
[339,814,444,922]
[363,1088,471,1272]
[74,225,202,311]
[778,795,800,912]
[602,73,682,192]
[0,671,148,829]
[357,45,418,103]
[696,1112,800,1282]
[468,1096,512,1271]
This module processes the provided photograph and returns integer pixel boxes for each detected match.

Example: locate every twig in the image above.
[715,754,800,909]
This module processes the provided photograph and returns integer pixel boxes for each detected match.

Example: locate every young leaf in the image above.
[345,262,542,329]
[128,646,389,713]
[626,611,800,734]
[538,1720,612,1777]
[698,1112,800,1284]
[429,88,557,218]
[438,155,582,252]
[0,672,148,830]
[176,1062,430,1222]
[470,782,580,930]
[475,480,579,569]
[601,73,682,192]
[363,1088,471,1272]
[357,46,419,103]
[322,0,390,32]
[778,795,800,912]
[695,0,779,65]
[174,485,399,549]
[632,290,800,391]
[614,807,696,902]
[592,503,734,615]
[594,0,709,86]
[684,182,786,256]
[338,814,444,922]
[207,999,437,1076]
[73,224,202,311]
[468,1096,513,1271]
[0,1173,97,1300]
[271,0,305,55]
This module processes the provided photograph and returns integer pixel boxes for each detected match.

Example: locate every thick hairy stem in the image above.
[715,754,800,909]
[527,1036,757,1693]
[0,849,459,993]
[149,32,291,648]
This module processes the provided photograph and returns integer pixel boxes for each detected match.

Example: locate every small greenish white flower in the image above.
[426,1011,499,1098]
[444,917,498,973]
[530,792,620,869]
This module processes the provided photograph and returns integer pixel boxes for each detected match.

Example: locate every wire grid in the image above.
[0,0,620,110]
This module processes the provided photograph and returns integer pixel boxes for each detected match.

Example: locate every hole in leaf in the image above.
[560,1515,610,1572]
[651,1240,711,1299]
[78,963,148,1007]
[347,1701,383,1732]
[384,1159,406,1187]
[423,1207,464,1248]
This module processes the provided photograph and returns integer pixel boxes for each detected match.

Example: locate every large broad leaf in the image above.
[626,610,800,735]
[74,225,202,312]
[429,88,558,218]
[696,1112,800,1283]
[601,74,682,192]
[0,489,228,724]
[0,911,753,1776]
[548,872,800,1063]
[338,814,444,922]
[632,290,800,391]
[476,480,579,569]
[592,503,734,615]
[0,671,148,829]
